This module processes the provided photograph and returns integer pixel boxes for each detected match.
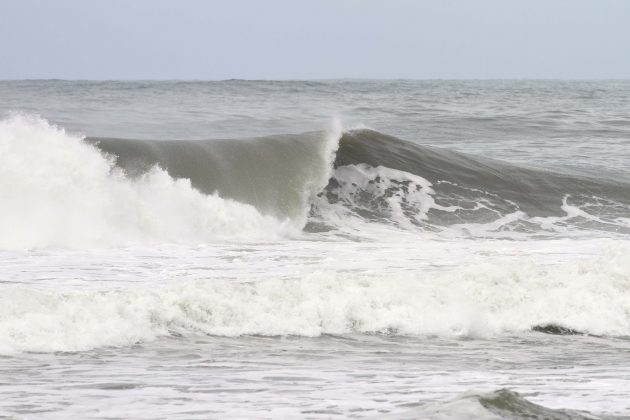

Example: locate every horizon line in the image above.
[2,77,630,83]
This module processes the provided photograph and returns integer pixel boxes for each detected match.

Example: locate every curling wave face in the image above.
[311,130,630,237]
[93,119,630,240]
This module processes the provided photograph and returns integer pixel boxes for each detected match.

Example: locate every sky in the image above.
[1,0,629,80]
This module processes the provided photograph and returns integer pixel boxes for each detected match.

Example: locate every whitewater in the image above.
[1,80,630,419]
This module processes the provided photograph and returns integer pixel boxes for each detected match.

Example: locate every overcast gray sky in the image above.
[1,0,629,80]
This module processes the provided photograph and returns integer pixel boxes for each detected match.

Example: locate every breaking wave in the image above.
[2,114,630,248]
[311,129,630,237]
[2,114,630,354]
[0,115,299,249]
[92,119,630,239]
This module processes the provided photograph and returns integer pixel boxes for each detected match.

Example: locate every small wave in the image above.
[381,389,602,419]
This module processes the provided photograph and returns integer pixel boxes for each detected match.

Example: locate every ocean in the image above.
[1,80,630,419]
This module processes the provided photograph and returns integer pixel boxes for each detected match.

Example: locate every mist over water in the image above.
[1,80,630,419]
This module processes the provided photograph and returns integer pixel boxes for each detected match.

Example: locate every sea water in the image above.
[1,80,630,419]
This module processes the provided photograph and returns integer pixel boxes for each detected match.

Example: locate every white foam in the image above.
[312,163,446,233]
[0,115,292,249]
[2,244,629,354]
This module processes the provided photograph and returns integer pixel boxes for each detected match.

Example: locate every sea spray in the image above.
[0,115,290,249]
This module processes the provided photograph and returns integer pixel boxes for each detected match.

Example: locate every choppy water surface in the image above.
[1,80,630,419]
